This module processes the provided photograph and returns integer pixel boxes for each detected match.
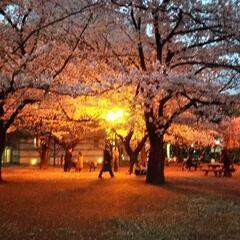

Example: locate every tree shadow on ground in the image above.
[162,175,240,202]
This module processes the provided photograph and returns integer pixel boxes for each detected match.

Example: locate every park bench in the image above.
[202,167,223,176]
[202,165,236,177]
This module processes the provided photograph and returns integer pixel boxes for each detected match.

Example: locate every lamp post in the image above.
[105,109,124,172]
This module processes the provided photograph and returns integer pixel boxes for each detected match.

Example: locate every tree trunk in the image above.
[0,126,6,183]
[0,145,4,183]
[145,110,165,185]
[129,153,138,174]
[113,157,119,172]
[146,134,165,184]
[53,139,56,166]
[40,144,49,169]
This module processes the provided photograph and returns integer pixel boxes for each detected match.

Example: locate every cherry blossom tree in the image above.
[221,117,240,149]
[107,98,148,174]
[15,85,147,171]
[167,123,217,148]
[14,93,104,169]
[0,0,103,181]
[108,0,240,184]
[1,0,239,186]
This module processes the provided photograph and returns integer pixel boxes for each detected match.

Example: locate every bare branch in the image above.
[12,2,100,54]
[53,13,93,80]
[4,99,38,130]
[171,61,240,73]
[158,90,173,117]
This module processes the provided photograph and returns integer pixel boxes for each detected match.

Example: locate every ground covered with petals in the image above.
[0,165,240,240]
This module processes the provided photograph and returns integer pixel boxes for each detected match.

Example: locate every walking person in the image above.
[112,146,119,172]
[185,148,193,171]
[221,148,232,177]
[64,148,73,172]
[60,154,64,166]
[76,151,84,172]
[98,143,114,178]
[89,159,97,172]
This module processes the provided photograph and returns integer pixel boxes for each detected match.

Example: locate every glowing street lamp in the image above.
[105,110,124,124]
[105,109,126,172]
[105,109,125,147]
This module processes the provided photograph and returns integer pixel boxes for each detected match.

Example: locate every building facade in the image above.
[4,131,105,166]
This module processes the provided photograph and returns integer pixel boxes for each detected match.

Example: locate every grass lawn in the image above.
[0,165,240,240]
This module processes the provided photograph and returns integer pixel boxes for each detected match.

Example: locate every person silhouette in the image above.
[221,148,232,177]
[98,143,114,178]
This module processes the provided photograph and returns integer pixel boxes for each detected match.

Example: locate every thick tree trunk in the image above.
[146,134,165,184]
[129,153,138,174]
[53,140,56,166]
[0,127,6,183]
[145,109,165,185]
[0,144,4,183]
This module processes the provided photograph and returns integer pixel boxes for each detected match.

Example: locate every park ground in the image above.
[0,165,240,240]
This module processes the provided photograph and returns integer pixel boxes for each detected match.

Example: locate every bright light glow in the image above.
[33,138,38,148]
[166,143,171,159]
[30,158,38,165]
[106,110,124,123]
[97,157,103,163]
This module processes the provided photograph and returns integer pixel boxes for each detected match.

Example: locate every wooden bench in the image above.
[202,168,223,176]
[202,166,236,177]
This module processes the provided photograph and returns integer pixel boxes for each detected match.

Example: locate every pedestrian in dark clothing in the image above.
[199,151,206,163]
[64,148,73,172]
[98,144,114,178]
[60,154,64,166]
[221,149,232,177]
[185,148,197,171]
[112,147,119,172]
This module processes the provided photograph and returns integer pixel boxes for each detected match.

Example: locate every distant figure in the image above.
[112,147,119,172]
[221,149,232,177]
[60,154,64,166]
[185,148,197,171]
[135,162,147,176]
[64,148,73,172]
[76,151,84,172]
[199,151,206,163]
[89,160,97,172]
[98,144,114,178]
[140,146,148,168]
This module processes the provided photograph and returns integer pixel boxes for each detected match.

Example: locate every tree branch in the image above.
[52,13,93,80]
[158,90,172,117]
[58,101,97,124]
[0,8,18,31]
[134,134,148,155]
[12,2,99,54]
[4,99,38,130]
[114,129,133,156]
[161,9,183,48]
[171,61,240,73]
